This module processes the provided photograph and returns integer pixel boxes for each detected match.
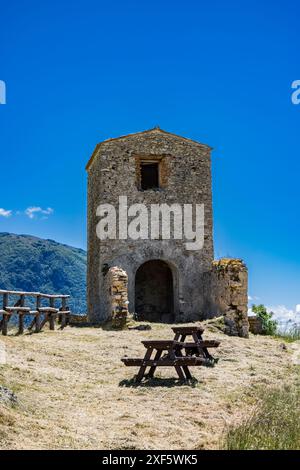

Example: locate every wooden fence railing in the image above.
[0,289,71,336]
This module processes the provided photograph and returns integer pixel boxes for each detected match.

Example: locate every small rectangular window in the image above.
[140,162,159,190]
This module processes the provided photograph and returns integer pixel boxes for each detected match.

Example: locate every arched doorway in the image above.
[135,260,174,322]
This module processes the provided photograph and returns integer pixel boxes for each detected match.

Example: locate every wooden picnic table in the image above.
[172,326,217,361]
[122,326,220,383]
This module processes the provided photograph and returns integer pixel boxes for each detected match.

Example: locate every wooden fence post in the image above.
[2,293,8,336]
[36,295,41,332]
[49,297,55,330]
[18,294,25,335]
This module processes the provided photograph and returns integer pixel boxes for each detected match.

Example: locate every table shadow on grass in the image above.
[119,377,199,388]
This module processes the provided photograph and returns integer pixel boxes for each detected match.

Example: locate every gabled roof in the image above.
[86,127,211,171]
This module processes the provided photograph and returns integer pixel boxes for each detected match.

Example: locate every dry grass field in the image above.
[0,322,299,450]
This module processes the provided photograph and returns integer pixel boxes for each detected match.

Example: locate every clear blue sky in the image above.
[0,0,299,312]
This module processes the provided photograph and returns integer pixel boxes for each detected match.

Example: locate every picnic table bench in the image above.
[122,326,220,383]
[0,290,71,335]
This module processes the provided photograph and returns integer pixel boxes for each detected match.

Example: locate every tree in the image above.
[252,304,277,336]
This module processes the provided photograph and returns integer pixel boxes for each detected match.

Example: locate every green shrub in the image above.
[252,304,277,336]
[223,386,300,450]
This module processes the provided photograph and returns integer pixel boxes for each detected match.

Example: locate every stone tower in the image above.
[86,128,249,336]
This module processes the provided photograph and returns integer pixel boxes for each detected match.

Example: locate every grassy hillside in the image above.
[0,233,86,313]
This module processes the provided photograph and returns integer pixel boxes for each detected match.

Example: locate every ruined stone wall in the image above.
[87,129,214,323]
[210,259,249,337]
[103,266,129,328]
[69,314,89,326]
[248,315,263,335]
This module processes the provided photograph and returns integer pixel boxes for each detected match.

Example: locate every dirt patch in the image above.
[0,323,298,449]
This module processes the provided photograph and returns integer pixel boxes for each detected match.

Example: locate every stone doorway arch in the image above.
[135,259,174,323]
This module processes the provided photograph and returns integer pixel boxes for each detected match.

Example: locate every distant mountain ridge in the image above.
[0,233,87,313]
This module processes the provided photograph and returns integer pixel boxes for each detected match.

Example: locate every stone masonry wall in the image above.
[210,259,249,337]
[87,128,214,323]
[103,266,129,328]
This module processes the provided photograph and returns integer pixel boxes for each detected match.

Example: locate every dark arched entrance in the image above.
[135,260,174,322]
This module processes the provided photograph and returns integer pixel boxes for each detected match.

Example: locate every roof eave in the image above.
[85,128,212,171]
